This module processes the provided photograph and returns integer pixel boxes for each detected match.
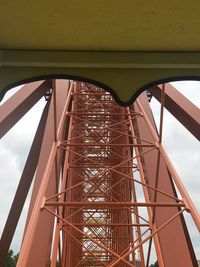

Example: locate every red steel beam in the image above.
[45,201,185,208]
[55,82,139,266]
[0,101,50,266]
[150,84,200,140]
[132,92,198,267]
[2,80,197,267]
[0,80,51,138]
[17,80,70,267]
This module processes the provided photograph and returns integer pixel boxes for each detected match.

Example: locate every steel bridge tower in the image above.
[0,80,199,267]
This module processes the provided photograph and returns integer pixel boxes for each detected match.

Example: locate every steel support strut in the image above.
[0,101,50,266]
[150,84,200,141]
[0,80,199,267]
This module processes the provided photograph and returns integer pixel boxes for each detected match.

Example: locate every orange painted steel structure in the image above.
[0,80,199,266]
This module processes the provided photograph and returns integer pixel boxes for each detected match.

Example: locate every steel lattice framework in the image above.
[0,80,199,267]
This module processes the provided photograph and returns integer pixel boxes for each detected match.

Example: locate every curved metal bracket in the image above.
[1,50,200,105]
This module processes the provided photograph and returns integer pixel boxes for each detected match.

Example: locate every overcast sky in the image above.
[0,81,199,263]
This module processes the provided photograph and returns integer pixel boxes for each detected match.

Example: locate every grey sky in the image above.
[0,81,199,263]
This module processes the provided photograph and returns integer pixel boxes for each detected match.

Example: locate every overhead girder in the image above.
[2,51,200,104]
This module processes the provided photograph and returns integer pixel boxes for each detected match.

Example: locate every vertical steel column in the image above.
[45,82,142,266]
[16,80,71,267]
[131,92,198,267]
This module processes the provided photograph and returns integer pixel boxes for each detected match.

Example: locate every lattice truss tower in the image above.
[0,80,199,267]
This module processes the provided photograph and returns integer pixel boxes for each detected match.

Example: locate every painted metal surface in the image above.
[150,84,200,140]
[0,101,50,266]
[0,80,50,138]
[0,80,199,266]
[132,93,198,267]
[1,1,200,51]
[2,51,200,104]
